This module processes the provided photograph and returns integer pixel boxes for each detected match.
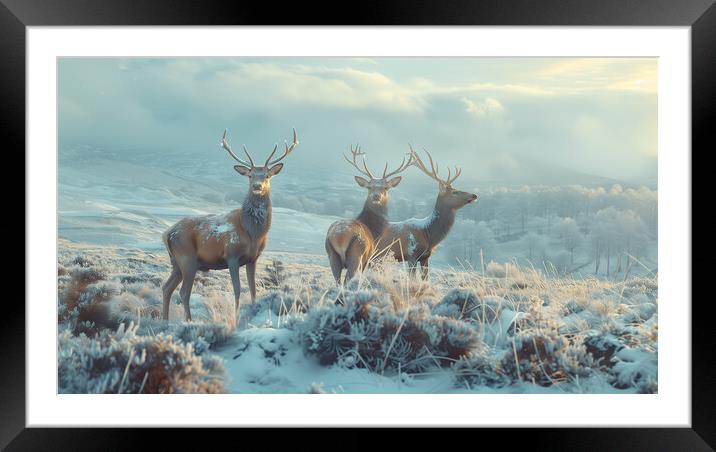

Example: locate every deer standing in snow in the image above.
[380,146,477,279]
[161,128,299,321]
[325,145,413,285]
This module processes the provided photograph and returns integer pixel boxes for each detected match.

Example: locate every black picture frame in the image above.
[5,0,710,448]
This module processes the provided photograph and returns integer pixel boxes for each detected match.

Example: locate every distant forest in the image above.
[262,183,658,277]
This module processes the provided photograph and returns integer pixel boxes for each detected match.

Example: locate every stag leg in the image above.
[345,252,367,285]
[162,266,182,320]
[246,261,257,303]
[419,258,430,280]
[326,242,344,285]
[407,259,419,278]
[229,260,242,313]
[178,262,197,322]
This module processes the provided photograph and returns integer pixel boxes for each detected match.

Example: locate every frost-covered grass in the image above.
[57,239,657,394]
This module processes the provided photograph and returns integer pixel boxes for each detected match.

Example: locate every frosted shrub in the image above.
[299,288,482,373]
[101,309,235,354]
[433,289,507,324]
[452,354,508,389]
[501,329,595,386]
[60,267,122,335]
[583,333,624,369]
[117,272,163,286]
[632,315,658,345]
[430,317,483,363]
[261,260,286,290]
[58,322,225,394]
[620,278,658,300]
[60,266,108,312]
[620,297,657,324]
[610,346,657,393]
[72,255,94,268]
[168,322,233,355]
[300,291,389,366]
[77,280,122,308]
[432,288,480,320]
[245,290,310,319]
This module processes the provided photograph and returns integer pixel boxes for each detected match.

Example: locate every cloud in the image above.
[405,77,556,97]
[58,57,657,185]
[462,97,506,117]
[461,83,555,96]
[536,58,657,93]
[123,60,427,113]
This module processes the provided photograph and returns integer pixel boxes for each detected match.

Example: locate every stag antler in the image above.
[382,151,415,179]
[221,129,255,168]
[344,144,414,181]
[343,144,375,179]
[408,144,462,186]
[264,128,299,167]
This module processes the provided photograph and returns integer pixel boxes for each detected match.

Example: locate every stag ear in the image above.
[385,176,402,188]
[234,165,252,176]
[354,176,370,188]
[267,163,284,177]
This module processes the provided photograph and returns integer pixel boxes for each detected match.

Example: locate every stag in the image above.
[325,145,413,285]
[381,146,477,279]
[161,128,299,321]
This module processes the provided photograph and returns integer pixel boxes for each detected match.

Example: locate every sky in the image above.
[58,57,657,186]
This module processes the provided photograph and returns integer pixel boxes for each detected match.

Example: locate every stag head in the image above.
[409,145,478,209]
[344,144,413,206]
[221,128,299,196]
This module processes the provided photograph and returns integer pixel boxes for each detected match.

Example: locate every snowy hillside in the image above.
[59,150,340,261]
[59,147,657,274]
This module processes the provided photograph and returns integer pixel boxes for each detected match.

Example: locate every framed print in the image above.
[6,0,712,448]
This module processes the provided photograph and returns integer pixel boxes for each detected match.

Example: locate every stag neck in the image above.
[424,198,457,246]
[241,191,272,238]
[357,199,390,239]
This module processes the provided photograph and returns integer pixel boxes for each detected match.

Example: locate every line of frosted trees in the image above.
[442,184,657,277]
[238,178,657,278]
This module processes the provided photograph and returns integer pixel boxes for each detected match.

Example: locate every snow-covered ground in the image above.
[57,240,657,394]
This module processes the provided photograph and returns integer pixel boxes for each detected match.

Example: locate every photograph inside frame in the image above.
[57,57,658,394]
